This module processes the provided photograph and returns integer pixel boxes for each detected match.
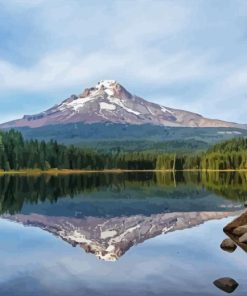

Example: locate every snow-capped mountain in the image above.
[1,80,245,129]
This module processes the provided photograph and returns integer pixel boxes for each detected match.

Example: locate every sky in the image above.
[0,0,247,123]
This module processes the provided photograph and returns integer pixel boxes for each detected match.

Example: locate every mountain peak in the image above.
[78,80,131,100]
[97,80,117,88]
[79,80,120,98]
[0,80,246,129]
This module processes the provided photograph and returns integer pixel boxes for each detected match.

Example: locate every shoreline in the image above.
[0,168,247,176]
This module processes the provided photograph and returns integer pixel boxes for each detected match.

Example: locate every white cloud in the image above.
[221,67,247,95]
[0,49,214,92]
[0,0,196,92]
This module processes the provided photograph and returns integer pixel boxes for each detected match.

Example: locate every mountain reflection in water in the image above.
[5,211,232,261]
[0,171,246,260]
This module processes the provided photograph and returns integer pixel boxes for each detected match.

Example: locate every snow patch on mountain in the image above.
[108,97,141,115]
[104,88,114,96]
[60,96,97,112]
[100,102,116,111]
[161,106,172,114]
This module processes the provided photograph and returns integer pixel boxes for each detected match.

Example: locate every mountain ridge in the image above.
[1,80,246,129]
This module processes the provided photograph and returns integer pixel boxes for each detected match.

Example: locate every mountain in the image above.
[1,80,246,129]
[4,211,232,261]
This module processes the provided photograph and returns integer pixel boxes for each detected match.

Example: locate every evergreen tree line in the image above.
[0,130,247,171]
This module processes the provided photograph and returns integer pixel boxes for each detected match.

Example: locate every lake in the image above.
[0,171,247,295]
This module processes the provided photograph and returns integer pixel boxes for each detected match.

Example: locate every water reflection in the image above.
[0,172,246,261]
[1,172,247,295]
[5,211,231,261]
[1,217,247,296]
[0,171,246,216]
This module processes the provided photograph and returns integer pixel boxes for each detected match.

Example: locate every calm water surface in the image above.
[0,172,247,295]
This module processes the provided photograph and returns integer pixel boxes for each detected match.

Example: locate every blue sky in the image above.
[0,0,247,123]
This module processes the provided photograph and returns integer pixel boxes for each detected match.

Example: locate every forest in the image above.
[0,129,247,171]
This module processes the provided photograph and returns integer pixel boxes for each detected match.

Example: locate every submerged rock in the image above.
[239,232,247,243]
[232,225,247,236]
[220,239,237,253]
[213,277,239,293]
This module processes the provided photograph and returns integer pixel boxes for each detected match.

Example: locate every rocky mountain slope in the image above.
[1,80,246,129]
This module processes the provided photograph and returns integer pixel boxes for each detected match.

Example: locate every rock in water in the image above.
[244,201,247,207]
[220,239,237,253]
[232,225,247,236]
[239,232,247,243]
[213,277,239,293]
